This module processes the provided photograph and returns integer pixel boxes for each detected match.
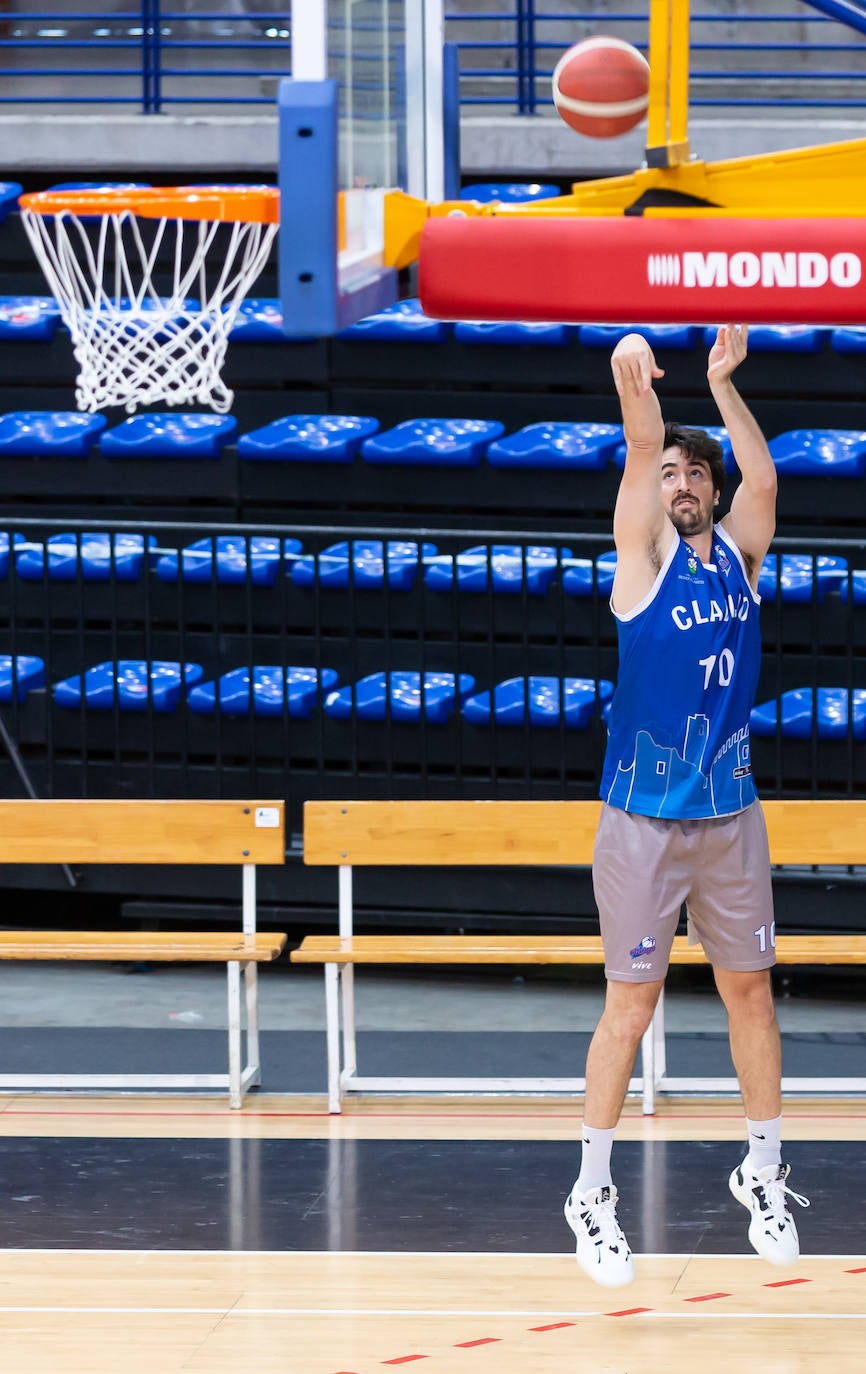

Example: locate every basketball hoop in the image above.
[19,186,280,414]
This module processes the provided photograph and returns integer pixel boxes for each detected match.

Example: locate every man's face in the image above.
[661,446,718,537]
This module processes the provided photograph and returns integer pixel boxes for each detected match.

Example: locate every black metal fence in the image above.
[0,519,863,844]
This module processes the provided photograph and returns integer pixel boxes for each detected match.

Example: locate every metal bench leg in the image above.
[244,960,261,1086]
[227,960,243,1109]
[341,965,357,1077]
[325,962,342,1113]
[641,1015,656,1115]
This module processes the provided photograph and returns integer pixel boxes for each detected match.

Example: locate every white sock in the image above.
[576,1123,615,1192]
[745,1114,782,1173]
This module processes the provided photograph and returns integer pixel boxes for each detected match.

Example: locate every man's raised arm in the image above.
[610,333,668,558]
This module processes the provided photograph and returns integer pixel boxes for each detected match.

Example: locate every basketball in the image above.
[552,36,650,139]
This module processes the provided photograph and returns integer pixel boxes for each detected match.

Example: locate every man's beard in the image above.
[670,499,709,536]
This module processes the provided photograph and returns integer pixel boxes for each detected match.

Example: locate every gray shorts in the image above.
[592,801,775,983]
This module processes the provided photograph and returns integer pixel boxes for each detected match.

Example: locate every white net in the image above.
[21,206,278,414]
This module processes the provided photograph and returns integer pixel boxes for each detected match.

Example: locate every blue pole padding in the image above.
[443,42,461,201]
[278,78,339,338]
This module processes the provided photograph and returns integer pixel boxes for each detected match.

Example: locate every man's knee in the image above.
[602,978,663,1044]
[716,968,777,1026]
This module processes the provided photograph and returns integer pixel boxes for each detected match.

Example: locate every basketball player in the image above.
[564,325,810,1287]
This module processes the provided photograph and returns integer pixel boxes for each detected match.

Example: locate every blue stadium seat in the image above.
[324,671,476,724]
[292,540,437,590]
[614,424,736,471]
[454,321,571,347]
[0,183,22,221]
[830,327,866,355]
[703,325,822,353]
[0,534,25,579]
[0,297,63,342]
[187,666,339,717]
[425,544,569,596]
[339,298,450,343]
[757,553,848,603]
[54,660,204,712]
[460,182,559,203]
[840,570,866,604]
[16,532,156,583]
[750,687,866,740]
[155,535,303,586]
[462,676,615,728]
[562,550,618,597]
[768,430,866,477]
[487,422,621,470]
[0,411,106,458]
[362,419,505,467]
[45,181,151,191]
[238,414,379,463]
[579,324,698,349]
[228,298,287,343]
[100,413,237,460]
[0,655,45,703]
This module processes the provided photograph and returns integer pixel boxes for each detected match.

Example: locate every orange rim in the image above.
[19,185,280,225]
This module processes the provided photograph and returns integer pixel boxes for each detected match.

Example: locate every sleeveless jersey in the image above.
[600,524,761,819]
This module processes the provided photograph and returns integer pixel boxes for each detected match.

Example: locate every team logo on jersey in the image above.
[715,543,731,575]
[630,935,656,959]
[686,553,698,575]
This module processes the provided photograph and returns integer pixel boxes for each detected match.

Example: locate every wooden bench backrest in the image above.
[0,800,285,865]
[303,799,866,867]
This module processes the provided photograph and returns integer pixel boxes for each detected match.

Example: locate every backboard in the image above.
[280,0,444,337]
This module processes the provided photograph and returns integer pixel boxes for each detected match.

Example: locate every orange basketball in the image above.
[552,36,650,139]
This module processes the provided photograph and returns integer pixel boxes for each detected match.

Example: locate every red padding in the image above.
[418,215,866,325]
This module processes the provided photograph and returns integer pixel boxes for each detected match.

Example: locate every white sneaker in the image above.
[564,1183,634,1288]
[728,1160,810,1265]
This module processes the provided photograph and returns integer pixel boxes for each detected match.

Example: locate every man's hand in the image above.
[611,333,665,399]
[707,323,748,387]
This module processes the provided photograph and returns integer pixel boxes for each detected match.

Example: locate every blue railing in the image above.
[0,3,865,114]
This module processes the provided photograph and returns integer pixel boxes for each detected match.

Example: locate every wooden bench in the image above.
[294,799,866,1112]
[0,799,286,1107]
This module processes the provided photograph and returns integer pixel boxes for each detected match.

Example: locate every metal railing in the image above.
[1,3,865,114]
[0,520,863,833]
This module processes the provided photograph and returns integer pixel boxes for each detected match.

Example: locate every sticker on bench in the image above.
[255,807,280,828]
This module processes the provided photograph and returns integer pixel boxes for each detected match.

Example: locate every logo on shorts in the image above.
[630,935,656,959]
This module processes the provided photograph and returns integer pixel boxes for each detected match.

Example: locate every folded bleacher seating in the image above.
[751,687,866,739]
[187,666,339,717]
[757,553,848,602]
[462,676,615,728]
[292,540,436,590]
[362,419,505,466]
[460,182,559,203]
[614,424,735,471]
[0,411,106,457]
[579,324,698,349]
[155,535,303,585]
[54,661,204,711]
[228,298,286,343]
[338,298,450,343]
[16,532,156,582]
[703,325,823,353]
[99,413,237,460]
[0,534,25,578]
[840,570,866,604]
[562,550,618,597]
[768,429,866,476]
[425,544,569,596]
[0,297,63,342]
[238,414,379,463]
[0,655,45,703]
[323,671,475,723]
[487,422,622,469]
[830,327,866,354]
[0,183,22,220]
[454,321,571,346]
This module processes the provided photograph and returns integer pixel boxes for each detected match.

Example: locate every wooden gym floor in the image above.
[0,1093,863,1373]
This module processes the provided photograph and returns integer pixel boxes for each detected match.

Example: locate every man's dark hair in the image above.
[663,421,726,495]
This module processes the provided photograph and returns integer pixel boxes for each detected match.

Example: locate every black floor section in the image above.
[3,1028,866,1091]
[0,1137,859,1255]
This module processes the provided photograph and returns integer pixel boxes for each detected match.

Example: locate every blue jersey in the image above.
[601,525,761,819]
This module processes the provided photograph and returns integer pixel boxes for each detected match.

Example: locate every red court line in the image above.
[685,1292,730,1302]
[382,1358,428,1366]
[765,1278,811,1288]
[3,1107,865,1123]
[528,1321,576,1332]
[606,1307,654,1317]
[845,1266,866,1274]
[454,1338,501,1348]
